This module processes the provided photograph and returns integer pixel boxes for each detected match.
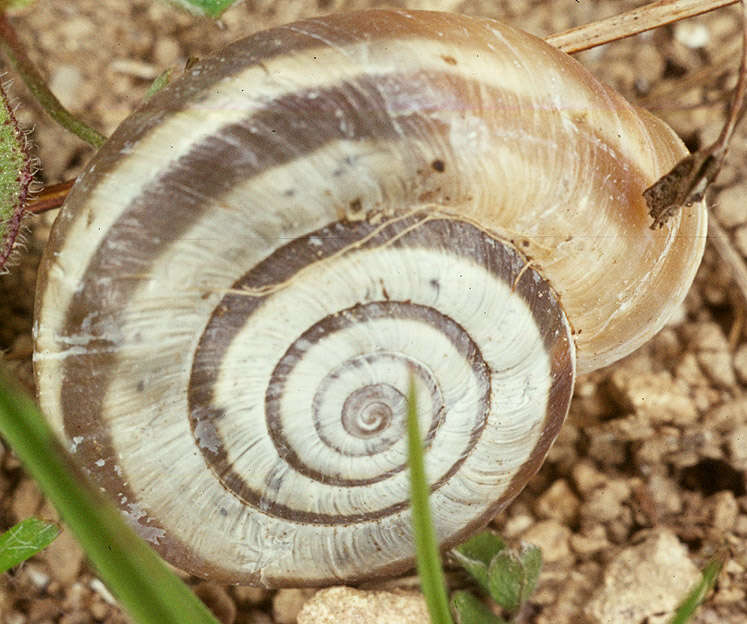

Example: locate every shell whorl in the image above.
[34,9,705,585]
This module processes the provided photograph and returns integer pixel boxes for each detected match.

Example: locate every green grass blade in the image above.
[669,548,728,624]
[0,370,220,624]
[0,517,60,572]
[407,375,454,624]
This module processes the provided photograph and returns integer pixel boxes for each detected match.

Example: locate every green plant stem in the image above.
[407,376,454,624]
[0,13,106,148]
[0,370,219,624]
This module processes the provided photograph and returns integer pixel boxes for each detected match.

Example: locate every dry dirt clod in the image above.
[584,529,701,624]
[521,520,573,563]
[534,479,581,524]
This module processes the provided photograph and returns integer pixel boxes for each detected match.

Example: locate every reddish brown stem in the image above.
[25,179,75,214]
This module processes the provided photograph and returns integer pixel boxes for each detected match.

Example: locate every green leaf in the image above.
[144,68,175,101]
[0,369,221,624]
[669,548,727,624]
[487,550,524,612]
[0,518,60,573]
[0,0,36,10]
[0,80,32,273]
[167,0,238,18]
[455,532,507,566]
[452,532,507,592]
[450,591,509,624]
[407,375,454,624]
[485,542,543,613]
[517,543,542,600]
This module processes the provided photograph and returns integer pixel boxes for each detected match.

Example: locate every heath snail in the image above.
[33,9,707,586]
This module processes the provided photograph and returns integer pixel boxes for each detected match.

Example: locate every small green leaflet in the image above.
[450,591,509,624]
[167,0,238,18]
[0,0,37,10]
[488,544,542,613]
[0,518,60,573]
[453,533,542,615]
[451,532,508,594]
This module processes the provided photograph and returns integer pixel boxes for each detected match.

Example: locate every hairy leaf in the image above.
[0,80,32,273]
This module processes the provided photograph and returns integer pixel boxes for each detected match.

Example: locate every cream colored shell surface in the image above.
[33,10,705,585]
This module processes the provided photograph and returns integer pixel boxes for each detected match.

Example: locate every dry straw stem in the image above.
[546,0,739,53]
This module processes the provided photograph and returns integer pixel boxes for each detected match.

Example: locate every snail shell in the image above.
[33,9,706,586]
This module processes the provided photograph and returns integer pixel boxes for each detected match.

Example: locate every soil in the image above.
[0,1,745,623]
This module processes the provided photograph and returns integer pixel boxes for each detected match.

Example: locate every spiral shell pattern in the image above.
[34,9,706,585]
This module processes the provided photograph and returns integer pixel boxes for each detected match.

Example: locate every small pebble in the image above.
[273,588,316,624]
[535,479,580,523]
[521,520,572,563]
[572,461,606,495]
[715,184,747,228]
[297,587,428,624]
[48,64,84,110]
[674,21,710,48]
[703,491,739,532]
